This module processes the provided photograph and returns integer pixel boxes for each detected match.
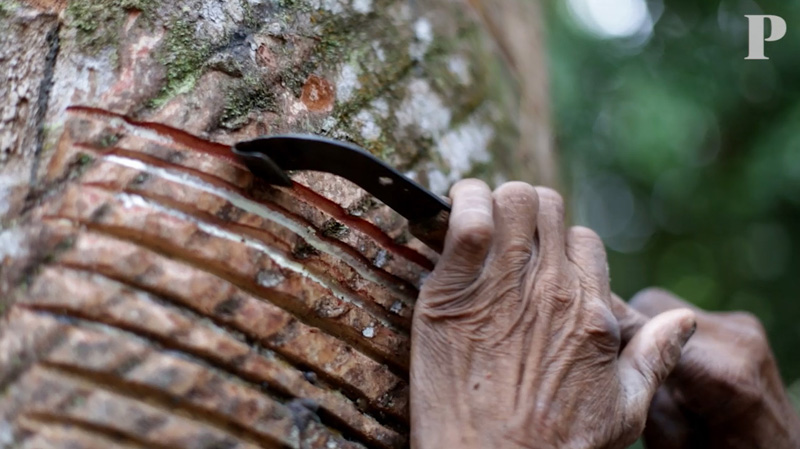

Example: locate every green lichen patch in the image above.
[65,0,157,54]
[77,153,95,166]
[0,1,20,18]
[283,60,317,98]
[207,53,245,78]
[280,0,301,8]
[264,13,370,107]
[97,132,121,148]
[149,18,212,108]
[298,7,419,144]
[42,235,76,264]
[321,219,349,239]
[219,76,277,129]
[240,0,259,29]
[129,172,150,187]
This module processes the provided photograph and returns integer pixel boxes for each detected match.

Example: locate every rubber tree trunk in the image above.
[0,0,554,447]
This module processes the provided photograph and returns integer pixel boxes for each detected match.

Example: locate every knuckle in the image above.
[417,284,471,319]
[700,372,762,411]
[569,225,602,244]
[450,178,490,198]
[423,267,474,292]
[417,278,497,323]
[500,236,535,258]
[583,301,621,350]
[493,181,538,203]
[729,311,765,333]
[720,311,770,351]
[534,186,564,213]
[535,277,574,309]
[452,219,493,251]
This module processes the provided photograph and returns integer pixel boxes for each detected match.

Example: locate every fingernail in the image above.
[678,313,697,346]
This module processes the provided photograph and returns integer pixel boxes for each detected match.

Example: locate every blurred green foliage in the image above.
[545,0,800,390]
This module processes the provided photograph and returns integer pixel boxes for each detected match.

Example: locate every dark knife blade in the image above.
[233,134,450,253]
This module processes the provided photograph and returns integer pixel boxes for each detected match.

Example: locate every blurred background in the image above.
[544,0,800,416]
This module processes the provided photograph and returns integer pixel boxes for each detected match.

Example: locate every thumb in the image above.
[618,308,696,418]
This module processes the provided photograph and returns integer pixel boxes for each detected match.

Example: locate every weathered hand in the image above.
[410,180,696,449]
[629,288,800,449]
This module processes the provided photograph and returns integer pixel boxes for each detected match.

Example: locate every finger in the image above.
[629,288,699,318]
[618,308,696,419]
[490,182,539,267]
[435,179,494,282]
[565,226,610,301]
[641,387,691,449]
[610,293,648,344]
[533,187,566,272]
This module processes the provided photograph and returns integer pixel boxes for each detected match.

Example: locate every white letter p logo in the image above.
[745,15,787,60]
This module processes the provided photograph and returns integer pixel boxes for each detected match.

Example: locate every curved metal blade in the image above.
[233,134,451,253]
[233,134,451,221]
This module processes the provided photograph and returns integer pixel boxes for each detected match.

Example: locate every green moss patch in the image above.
[66,0,156,53]
[0,1,21,18]
[149,18,212,108]
[219,75,277,128]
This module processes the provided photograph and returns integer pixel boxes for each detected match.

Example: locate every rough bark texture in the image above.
[0,0,553,447]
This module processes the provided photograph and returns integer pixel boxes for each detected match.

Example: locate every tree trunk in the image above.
[0,0,553,448]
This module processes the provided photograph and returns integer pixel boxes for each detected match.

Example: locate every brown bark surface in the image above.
[0,0,553,447]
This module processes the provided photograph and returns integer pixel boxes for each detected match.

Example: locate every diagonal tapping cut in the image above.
[85,146,422,302]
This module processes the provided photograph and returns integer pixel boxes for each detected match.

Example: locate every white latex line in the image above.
[104,155,407,329]
[104,155,416,305]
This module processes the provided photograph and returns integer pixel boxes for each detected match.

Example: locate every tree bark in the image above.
[0,0,553,447]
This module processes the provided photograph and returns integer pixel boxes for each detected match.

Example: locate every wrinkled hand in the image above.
[628,288,800,449]
[410,180,696,449]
